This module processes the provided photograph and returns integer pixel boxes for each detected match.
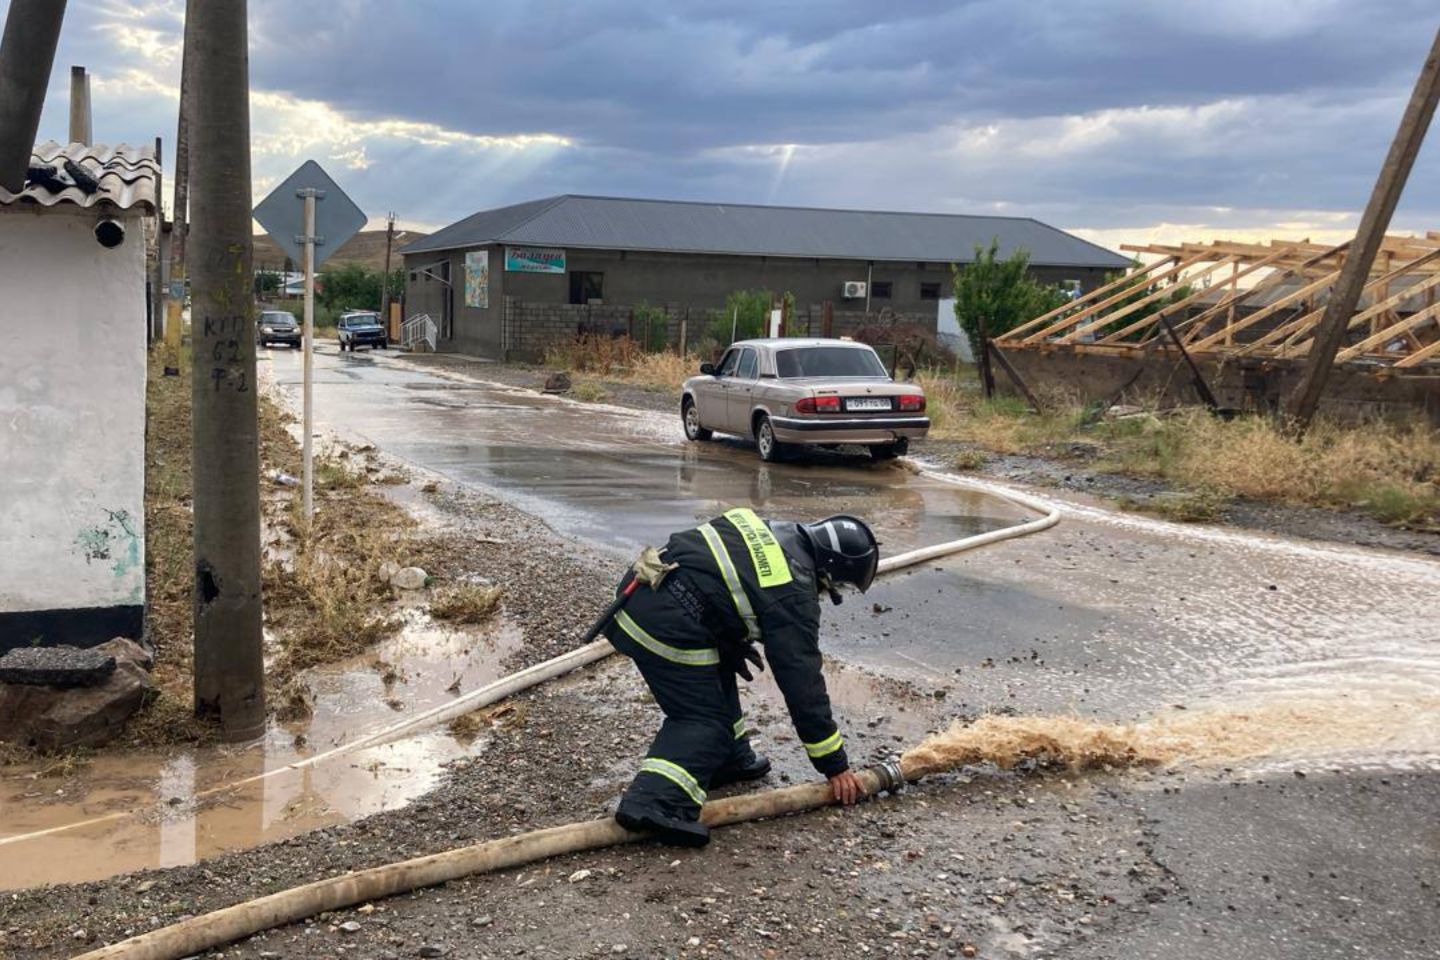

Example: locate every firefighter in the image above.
[604,509,879,847]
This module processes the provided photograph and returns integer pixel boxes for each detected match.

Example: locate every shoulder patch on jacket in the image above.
[722,508,794,588]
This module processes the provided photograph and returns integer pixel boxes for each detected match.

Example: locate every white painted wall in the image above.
[0,209,147,613]
[936,297,973,362]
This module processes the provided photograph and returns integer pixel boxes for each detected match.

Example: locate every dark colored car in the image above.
[338,311,387,351]
[257,310,301,348]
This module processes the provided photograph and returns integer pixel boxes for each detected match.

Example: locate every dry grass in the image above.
[619,351,699,392]
[570,381,610,403]
[544,335,700,395]
[918,367,1440,526]
[1099,410,1440,524]
[263,503,412,678]
[430,582,504,624]
[544,334,646,373]
[1119,488,1230,524]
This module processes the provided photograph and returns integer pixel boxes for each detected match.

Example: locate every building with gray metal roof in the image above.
[403,194,1127,268]
[402,194,1127,360]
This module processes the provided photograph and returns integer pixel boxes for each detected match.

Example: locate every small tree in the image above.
[317,264,400,311]
[951,240,1069,361]
[711,289,772,345]
[253,269,282,296]
[633,301,670,351]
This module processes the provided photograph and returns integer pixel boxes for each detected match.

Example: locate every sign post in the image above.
[254,161,366,522]
[300,187,319,520]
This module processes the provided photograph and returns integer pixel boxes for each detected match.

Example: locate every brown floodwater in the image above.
[0,613,525,889]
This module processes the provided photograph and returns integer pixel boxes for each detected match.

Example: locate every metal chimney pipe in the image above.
[69,64,90,145]
[0,0,69,192]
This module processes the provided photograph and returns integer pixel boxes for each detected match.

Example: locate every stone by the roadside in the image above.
[339,920,363,933]
[417,946,449,958]
[134,879,158,894]
[0,645,116,687]
[0,638,155,750]
[391,566,429,590]
[542,371,572,394]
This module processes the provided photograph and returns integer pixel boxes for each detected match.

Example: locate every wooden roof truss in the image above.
[995,234,1440,368]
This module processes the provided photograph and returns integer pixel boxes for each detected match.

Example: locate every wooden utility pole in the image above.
[1289,27,1440,430]
[170,0,198,282]
[0,0,67,192]
[188,0,265,740]
[976,314,996,398]
[381,210,396,321]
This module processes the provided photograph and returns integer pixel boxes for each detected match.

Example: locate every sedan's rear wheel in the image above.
[755,414,787,462]
[682,398,712,441]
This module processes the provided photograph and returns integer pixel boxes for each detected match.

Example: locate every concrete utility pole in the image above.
[188,0,265,740]
[171,0,198,282]
[1289,26,1440,430]
[0,0,67,192]
[68,65,90,145]
[153,134,167,343]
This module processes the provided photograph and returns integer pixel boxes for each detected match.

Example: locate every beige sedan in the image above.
[681,338,929,462]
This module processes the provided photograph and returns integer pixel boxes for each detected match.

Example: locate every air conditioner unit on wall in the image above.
[842,280,867,299]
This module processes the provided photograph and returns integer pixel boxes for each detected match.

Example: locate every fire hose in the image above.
[70,469,1061,960]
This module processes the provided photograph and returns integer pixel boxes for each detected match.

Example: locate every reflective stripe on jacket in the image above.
[604,508,848,777]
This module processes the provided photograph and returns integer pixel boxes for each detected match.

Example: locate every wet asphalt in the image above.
[256,345,1440,958]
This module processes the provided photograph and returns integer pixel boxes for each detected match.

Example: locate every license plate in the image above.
[846,397,892,412]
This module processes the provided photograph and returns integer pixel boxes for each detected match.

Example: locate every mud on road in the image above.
[1,350,1436,959]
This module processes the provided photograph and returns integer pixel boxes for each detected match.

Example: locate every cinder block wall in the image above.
[501,298,940,362]
[998,347,1440,425]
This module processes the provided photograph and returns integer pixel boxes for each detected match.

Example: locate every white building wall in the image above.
[0,209,148,636]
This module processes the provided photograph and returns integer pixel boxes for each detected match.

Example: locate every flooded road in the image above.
[265,348,1440,766]
[3,346,1436,894]
[265,348,1025,557]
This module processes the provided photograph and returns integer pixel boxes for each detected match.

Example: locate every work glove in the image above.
[724,641,766,682]
[631,545,678,590]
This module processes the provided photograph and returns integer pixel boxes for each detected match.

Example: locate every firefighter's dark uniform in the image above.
[604,508,849,835]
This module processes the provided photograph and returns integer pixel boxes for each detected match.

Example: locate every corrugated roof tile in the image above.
[0,141,158,212]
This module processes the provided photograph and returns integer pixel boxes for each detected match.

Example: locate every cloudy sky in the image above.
[15,0,1440,249]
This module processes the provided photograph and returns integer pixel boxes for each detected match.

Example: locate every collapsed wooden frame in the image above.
[995,234,1440,369]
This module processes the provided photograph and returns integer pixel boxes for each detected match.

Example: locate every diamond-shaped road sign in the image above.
[253,160,367,268]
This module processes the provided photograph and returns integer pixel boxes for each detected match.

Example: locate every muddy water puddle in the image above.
[0,614,525,890]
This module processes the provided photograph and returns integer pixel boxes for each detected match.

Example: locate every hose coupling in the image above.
[874,757,906,793]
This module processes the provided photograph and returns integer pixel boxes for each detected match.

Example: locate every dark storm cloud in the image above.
[7,0,1440,235]
[244,0,1435,148]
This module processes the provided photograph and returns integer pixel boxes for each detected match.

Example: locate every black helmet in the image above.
[801,515,879,593]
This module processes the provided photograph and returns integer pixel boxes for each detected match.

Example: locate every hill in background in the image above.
[252,228,429,272]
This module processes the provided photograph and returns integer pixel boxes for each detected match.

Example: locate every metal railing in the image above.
[401,313,437,352]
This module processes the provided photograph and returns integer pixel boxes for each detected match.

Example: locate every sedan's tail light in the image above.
[794,395,842,414]
[897,394,926,412]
